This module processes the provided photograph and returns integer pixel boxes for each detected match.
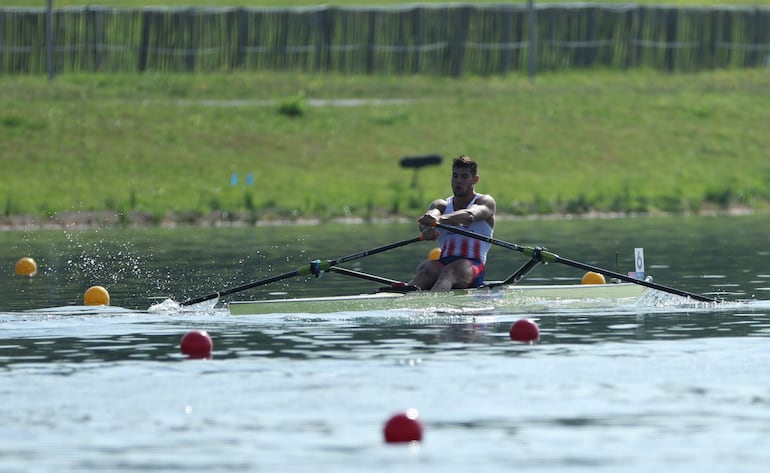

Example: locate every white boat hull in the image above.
[227,282,648,315]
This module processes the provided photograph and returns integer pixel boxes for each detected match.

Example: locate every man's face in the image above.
[451,167,478,197]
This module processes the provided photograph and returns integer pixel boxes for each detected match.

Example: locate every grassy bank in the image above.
[2,68,769,225]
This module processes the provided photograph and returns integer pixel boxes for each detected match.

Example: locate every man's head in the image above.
[452,155,478,176]
[451,155,479,197]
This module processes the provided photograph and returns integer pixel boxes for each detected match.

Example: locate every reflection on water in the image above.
[2,301,769,368]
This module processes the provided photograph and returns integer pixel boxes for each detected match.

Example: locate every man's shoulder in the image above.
[430,198,449,209]
[476,193,496,205]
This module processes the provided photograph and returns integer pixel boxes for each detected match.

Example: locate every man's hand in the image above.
[417,212,440,240]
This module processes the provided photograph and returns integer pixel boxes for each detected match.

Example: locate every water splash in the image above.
[147,297,219,314]
[148,298,181,313]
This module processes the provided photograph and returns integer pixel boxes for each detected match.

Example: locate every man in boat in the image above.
[406,155,496,291]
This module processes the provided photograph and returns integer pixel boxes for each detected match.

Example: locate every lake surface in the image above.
[1,215,769,472]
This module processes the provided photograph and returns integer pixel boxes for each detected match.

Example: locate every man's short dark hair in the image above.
[452,155,477,176]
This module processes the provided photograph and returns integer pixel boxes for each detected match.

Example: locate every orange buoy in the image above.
[581,271,606,285]
[15,257,37,277]
[83,285,110,306]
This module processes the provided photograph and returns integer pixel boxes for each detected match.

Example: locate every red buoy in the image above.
[180,330,213,359]
[509,318,540,343]
[383,408,423,443]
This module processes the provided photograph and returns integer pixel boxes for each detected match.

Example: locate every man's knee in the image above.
[444,262,474,287]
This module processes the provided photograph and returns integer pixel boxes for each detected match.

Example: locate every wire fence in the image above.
[1,3,769,76]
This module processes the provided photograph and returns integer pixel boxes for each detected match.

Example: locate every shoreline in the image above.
[0,206,760,231]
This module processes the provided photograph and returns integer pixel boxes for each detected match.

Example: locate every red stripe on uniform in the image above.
[460,238,469,258]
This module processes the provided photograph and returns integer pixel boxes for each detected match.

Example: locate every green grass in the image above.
[6,0,769,7]
[1,68,769,223]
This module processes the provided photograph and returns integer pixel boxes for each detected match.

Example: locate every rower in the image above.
[407,155,497,291]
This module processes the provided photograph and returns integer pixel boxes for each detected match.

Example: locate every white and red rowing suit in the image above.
[437,194,493,286]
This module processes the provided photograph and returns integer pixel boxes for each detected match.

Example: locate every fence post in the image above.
[450,5,472,77]
[86,7,101,71]
[624,6,636,69]
[528,0,537,79]
[46,0,54,80]
[184,9,195,72]
[366,10,376,74]
[316,7,333,72]
[236,8,248,69]
[747,7,767,67]
[664,8,678,71]
[500,6,511,74]
[584,6,597,67]
[415,6,424,74]
[138,10,150,71]
[0,10,5,74]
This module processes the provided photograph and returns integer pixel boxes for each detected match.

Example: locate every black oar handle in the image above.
[180,236,424,306]
[434,223,717,303]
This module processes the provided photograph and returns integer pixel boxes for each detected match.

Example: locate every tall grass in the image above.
[1,68,769,223]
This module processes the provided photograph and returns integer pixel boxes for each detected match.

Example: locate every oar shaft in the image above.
[181,236,423,306]
[181,269,301,306]
[552,254,715,302]
[500,258,543,286]
[329,266,401,285]
[331,236,424,265]
[434,223,528,255]
[434,223,717,303]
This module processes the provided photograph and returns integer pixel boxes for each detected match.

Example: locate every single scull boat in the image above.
[181,227,717,314]
[227,280,649,315]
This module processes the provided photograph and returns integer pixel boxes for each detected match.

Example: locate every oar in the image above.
[181,236,424,306]
[329,266,401,286]
[488,257,543,287]
[434,223,717,303]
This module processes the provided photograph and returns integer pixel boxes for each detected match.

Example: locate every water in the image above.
[1,215,770,472]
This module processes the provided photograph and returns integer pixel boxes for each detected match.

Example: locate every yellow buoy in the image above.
[15,257,38,277]
[581,271,606,285]
[84,285,110,306]
[428,247,441,261]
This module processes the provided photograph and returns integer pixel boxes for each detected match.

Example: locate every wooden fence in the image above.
[1,4,769,76]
